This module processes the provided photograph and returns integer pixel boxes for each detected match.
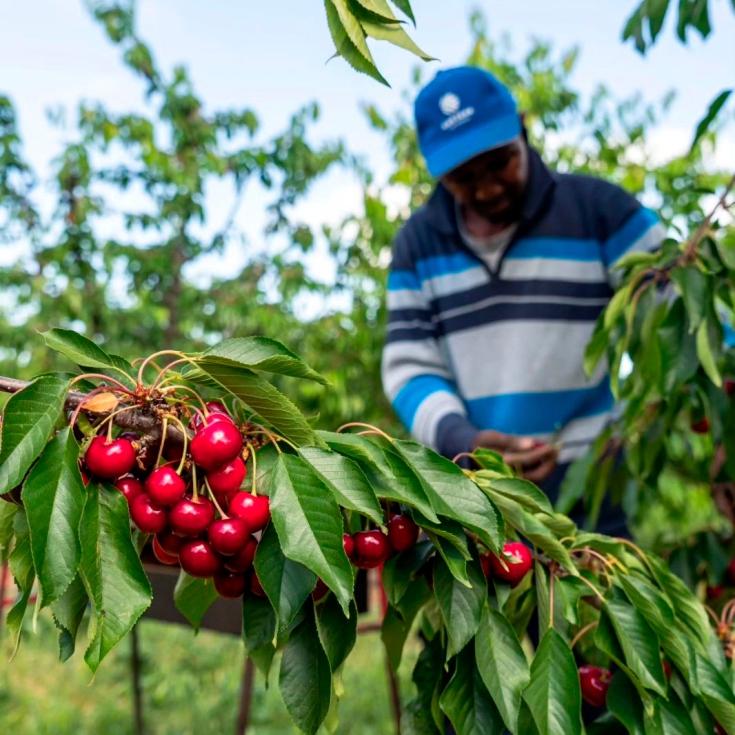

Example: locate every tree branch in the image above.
[0,375,184,444]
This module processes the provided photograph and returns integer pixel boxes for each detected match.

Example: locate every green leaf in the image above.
[350,0,403,24]
[412,512,471,560]
[382,540,434,608]
[523,628,582,735]
[51,573,89,662]
[607,671,645,735]
[317,595,357,672]
[440,645,505,735]
[604,598,667,696]
[434,549,486,658]
[487,478,553,515]
[475,606,530,731]
[671,268,707,333]
[381,577,431,671]
[270,454,353,614]
[0,500,18,563]
[646,0,671,41]
[298,446,383,525]
[201,337,329,385]
[192,359,323,447]
[604,282,633,329]
[361,19,433,60]
[41,328,134,378]
[692,652,735,732]
[79,484,152,673]
[0,374,70,495]
[584,319,611,376]
[696,318,722,387]
[254,522,316,634]
[390,0,415,23]
[22,427,86,606]
[279,603,332,735]
[173,573,219,631]
[691,90,732,151]
[242,593,277,678]
[427,531,470,586]
[658,694,698,735]
[5,509,35,658]
[394,440,502,554]
[324,0,388,85]
[321,432,440,523]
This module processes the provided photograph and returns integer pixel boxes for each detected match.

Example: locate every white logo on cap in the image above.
[439,93,460,115]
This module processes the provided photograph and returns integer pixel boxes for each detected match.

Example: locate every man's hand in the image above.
[471,430,558,484]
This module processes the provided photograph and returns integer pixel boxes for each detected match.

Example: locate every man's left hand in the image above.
[503,441,558,484]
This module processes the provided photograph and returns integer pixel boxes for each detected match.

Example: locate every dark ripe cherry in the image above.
[489,542,533,587]
[387,514,419,552]
[578,665,612,709]
[229,492,270,532]
[0,486,23,506]
[145,466,187,507]
[114,476,144,504]
[692,417,710,434]
[81,469,90,487]
[214,570,247,599]
[480,554,492,580]
[190,421,243,472]
[152,536,179,565]
[118,432,140,443]
[250,571,266,597]
[663,661,672,680]
[352,530,390,569]
[726,379,735,397]
[708,584,725,601]
[224,537,258,573]
[207,457,247,497]
[156,531,183,556]
[129,494,168,534]
[312,579,329,601]
[85,436,137,480]
[727,558,735,585]
[169,496,216,538]
[179,540,222,578]
[162,441,185,464]
[208,518,250,556]
[343,533,355,559]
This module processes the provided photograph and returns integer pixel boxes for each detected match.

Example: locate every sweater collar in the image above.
[423,146,556,237]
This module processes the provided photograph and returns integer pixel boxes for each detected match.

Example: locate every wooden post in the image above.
[236,656,256,735]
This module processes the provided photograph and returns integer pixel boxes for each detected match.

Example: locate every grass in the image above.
[0,612,419,735]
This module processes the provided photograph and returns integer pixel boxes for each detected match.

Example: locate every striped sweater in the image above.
[382,148,665,482]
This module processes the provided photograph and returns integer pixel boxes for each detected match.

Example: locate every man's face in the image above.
[440,139,528,224]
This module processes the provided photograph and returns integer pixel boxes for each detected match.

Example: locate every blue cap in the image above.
[414,66,521,178]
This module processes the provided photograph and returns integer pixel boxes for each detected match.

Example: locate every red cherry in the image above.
[229,492,270,532]
[179,540,222,578]
[663,661,672,680]
[250,571,266,597]
[312,578,329,601]
[480,554,492,579]
[387,514,419,552]
[129,494,168,534]
[352,530,390,569]
[708,584,725,601]
[578,665,612,709]
[224,537,258,573]
[156,531,183,556]
[489,542,533,586]
[727,559,735,585]
[692,417,710,434]
[208,518,250,556]
[189,402,232,431]
[214,570,247,599]
[207,457,247,497]
[114,476,144,504]
[190,422,243,472]
[169,496,216,538]
[162,441,185,464]
[85,436,136,480]
[726,379,735,397]
[145,466,187,507]
[343,533,355,559]
[80,469,90,487]
[152,536,179,565]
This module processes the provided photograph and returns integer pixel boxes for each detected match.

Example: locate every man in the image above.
[382,66,664,534]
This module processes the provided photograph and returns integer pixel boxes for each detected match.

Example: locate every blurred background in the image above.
[1,1,733,732]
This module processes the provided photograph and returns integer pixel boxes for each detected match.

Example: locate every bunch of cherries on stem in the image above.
[84,401,270,599]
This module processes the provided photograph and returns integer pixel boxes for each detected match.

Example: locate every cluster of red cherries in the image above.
[83,401,270,600]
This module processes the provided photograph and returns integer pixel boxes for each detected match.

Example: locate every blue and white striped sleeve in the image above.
[381,239,477,458]
[602,205,666,288]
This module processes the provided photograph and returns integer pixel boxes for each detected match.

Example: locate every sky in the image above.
[1,0,734,309]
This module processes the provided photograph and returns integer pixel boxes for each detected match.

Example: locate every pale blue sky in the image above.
[1,0,733,311]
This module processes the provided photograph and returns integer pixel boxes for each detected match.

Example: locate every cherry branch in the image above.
[0,375,185,444]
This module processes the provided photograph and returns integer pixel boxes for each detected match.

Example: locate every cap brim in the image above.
[425,114,522,178]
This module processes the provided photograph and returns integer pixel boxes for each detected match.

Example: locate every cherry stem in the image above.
[571,548,617,572]
[191,463,199,502]
[548,571,556,630]
[451,451,476,465]
[70,373,134,394]
[570,621,599,650]
[204,478,229,519]
[156,418,168,467]
[69,386,128,433]
[150,357,200,391]
[252,426,283,455]
[616,538,656,577]
[136,350,186,387]
[576,574,605,602]
[337,422,393,442]
[705,604,721,627]
[247,442,258,496]
[163,414,190,475]
[723,599,735,625]
[95,405,140,438]
[160,384,208,415]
